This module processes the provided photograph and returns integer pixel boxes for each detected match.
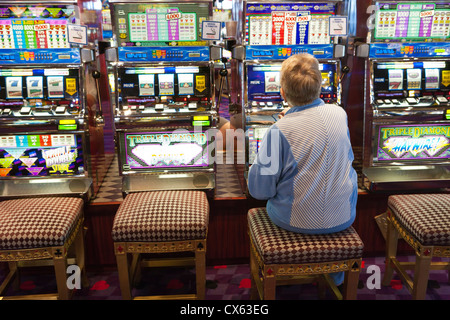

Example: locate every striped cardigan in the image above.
[248,98,358,234]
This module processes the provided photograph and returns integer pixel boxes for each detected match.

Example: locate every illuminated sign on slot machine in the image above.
[0,134,83,177]
[124,131,210,170]
[377,124,450,161]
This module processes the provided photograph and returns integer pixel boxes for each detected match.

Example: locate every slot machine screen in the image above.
[247,63,338,104]
[372,60,450,100]
[374,123,450,163]
[373,2,450,41]
[0,5,77,49]
[0,68,80,111]
[121,130,213,172]
[0,133,84,177]
[245,2,336,45]
[118,66,211,109]
[247,65,283,104]
[112,3,210,47]
[247,125,271,165]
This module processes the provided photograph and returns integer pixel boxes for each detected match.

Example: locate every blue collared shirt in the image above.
[248,99,357,234]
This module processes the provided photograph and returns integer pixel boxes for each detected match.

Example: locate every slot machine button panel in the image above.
[188,102,197,110]
[19,106,31,115]
[406,97,418,105]
[155,104,164,111]
[437,97,448,104]
[55,106,66,114]
[418,96,434,104]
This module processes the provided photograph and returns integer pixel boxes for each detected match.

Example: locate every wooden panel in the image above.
[84,203,120,268]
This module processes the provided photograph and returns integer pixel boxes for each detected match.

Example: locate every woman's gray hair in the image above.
[280,53,322,107]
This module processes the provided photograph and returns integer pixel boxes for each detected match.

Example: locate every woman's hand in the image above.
[278,107,290,119]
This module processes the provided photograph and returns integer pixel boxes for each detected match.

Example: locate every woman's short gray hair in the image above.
[280,53,322,106]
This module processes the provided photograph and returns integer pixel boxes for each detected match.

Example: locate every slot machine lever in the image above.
[340,65,350,82]
[217,57,231,112]
[92,70,104,126]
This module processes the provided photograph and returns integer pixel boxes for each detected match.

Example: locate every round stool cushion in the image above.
[248,208,364,265]
[388,194,450,246]
[0,197,84,250]
[112,191,209,242]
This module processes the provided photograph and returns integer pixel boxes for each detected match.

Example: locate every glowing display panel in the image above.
[374,2,450,41]
[247,63,338,104]
[112,3,209,47]
[375,124,450,162]
[245,2,336,45]
[0,133,84,176]
[0,68,80,111]
[118,66,210,109]
[248,126,270,165]
[122,131,212,171]
[372,61,450,100]
[0,5,78,49]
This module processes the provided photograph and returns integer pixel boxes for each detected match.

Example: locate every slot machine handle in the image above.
[92,70,104,125]
[217,57,232,111]
[340,65,350,82]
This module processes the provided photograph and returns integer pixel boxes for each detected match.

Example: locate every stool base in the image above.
[114,239,206,300]
[382,209,450,300]
[0,220,88,300]
[249,236,362,300]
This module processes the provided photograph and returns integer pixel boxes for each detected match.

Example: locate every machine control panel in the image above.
[0,67,81,118]
[372,60,450,112]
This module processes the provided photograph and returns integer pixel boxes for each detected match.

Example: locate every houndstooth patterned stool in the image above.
[382,194,450,300]
[112,190,209,300]
[0,197,88,300]
[248,208,364,300]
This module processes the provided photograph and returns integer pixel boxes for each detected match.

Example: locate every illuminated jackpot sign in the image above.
[0,134,84,176]
[377,124,450,161]
[124,131,210,170]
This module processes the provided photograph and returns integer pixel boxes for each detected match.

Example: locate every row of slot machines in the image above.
[0,1,104,201]
[0,0,448,203]
[106,0,344,195]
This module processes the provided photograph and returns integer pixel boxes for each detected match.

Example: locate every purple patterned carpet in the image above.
[1,255,449,300]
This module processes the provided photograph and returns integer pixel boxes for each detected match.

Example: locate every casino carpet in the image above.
[1,255,449,300]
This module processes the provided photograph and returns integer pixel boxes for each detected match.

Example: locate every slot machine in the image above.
[0,1,104,201]
[359,1,450,191]
[232,1,348,187]
[106,0,220,194]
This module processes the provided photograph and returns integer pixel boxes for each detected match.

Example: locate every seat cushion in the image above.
[388,194,450,246]
[248,207,364,265]
[112,191,209,242]
[0,197,84,250]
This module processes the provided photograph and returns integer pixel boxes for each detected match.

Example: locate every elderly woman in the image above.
[247,53,358,286]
